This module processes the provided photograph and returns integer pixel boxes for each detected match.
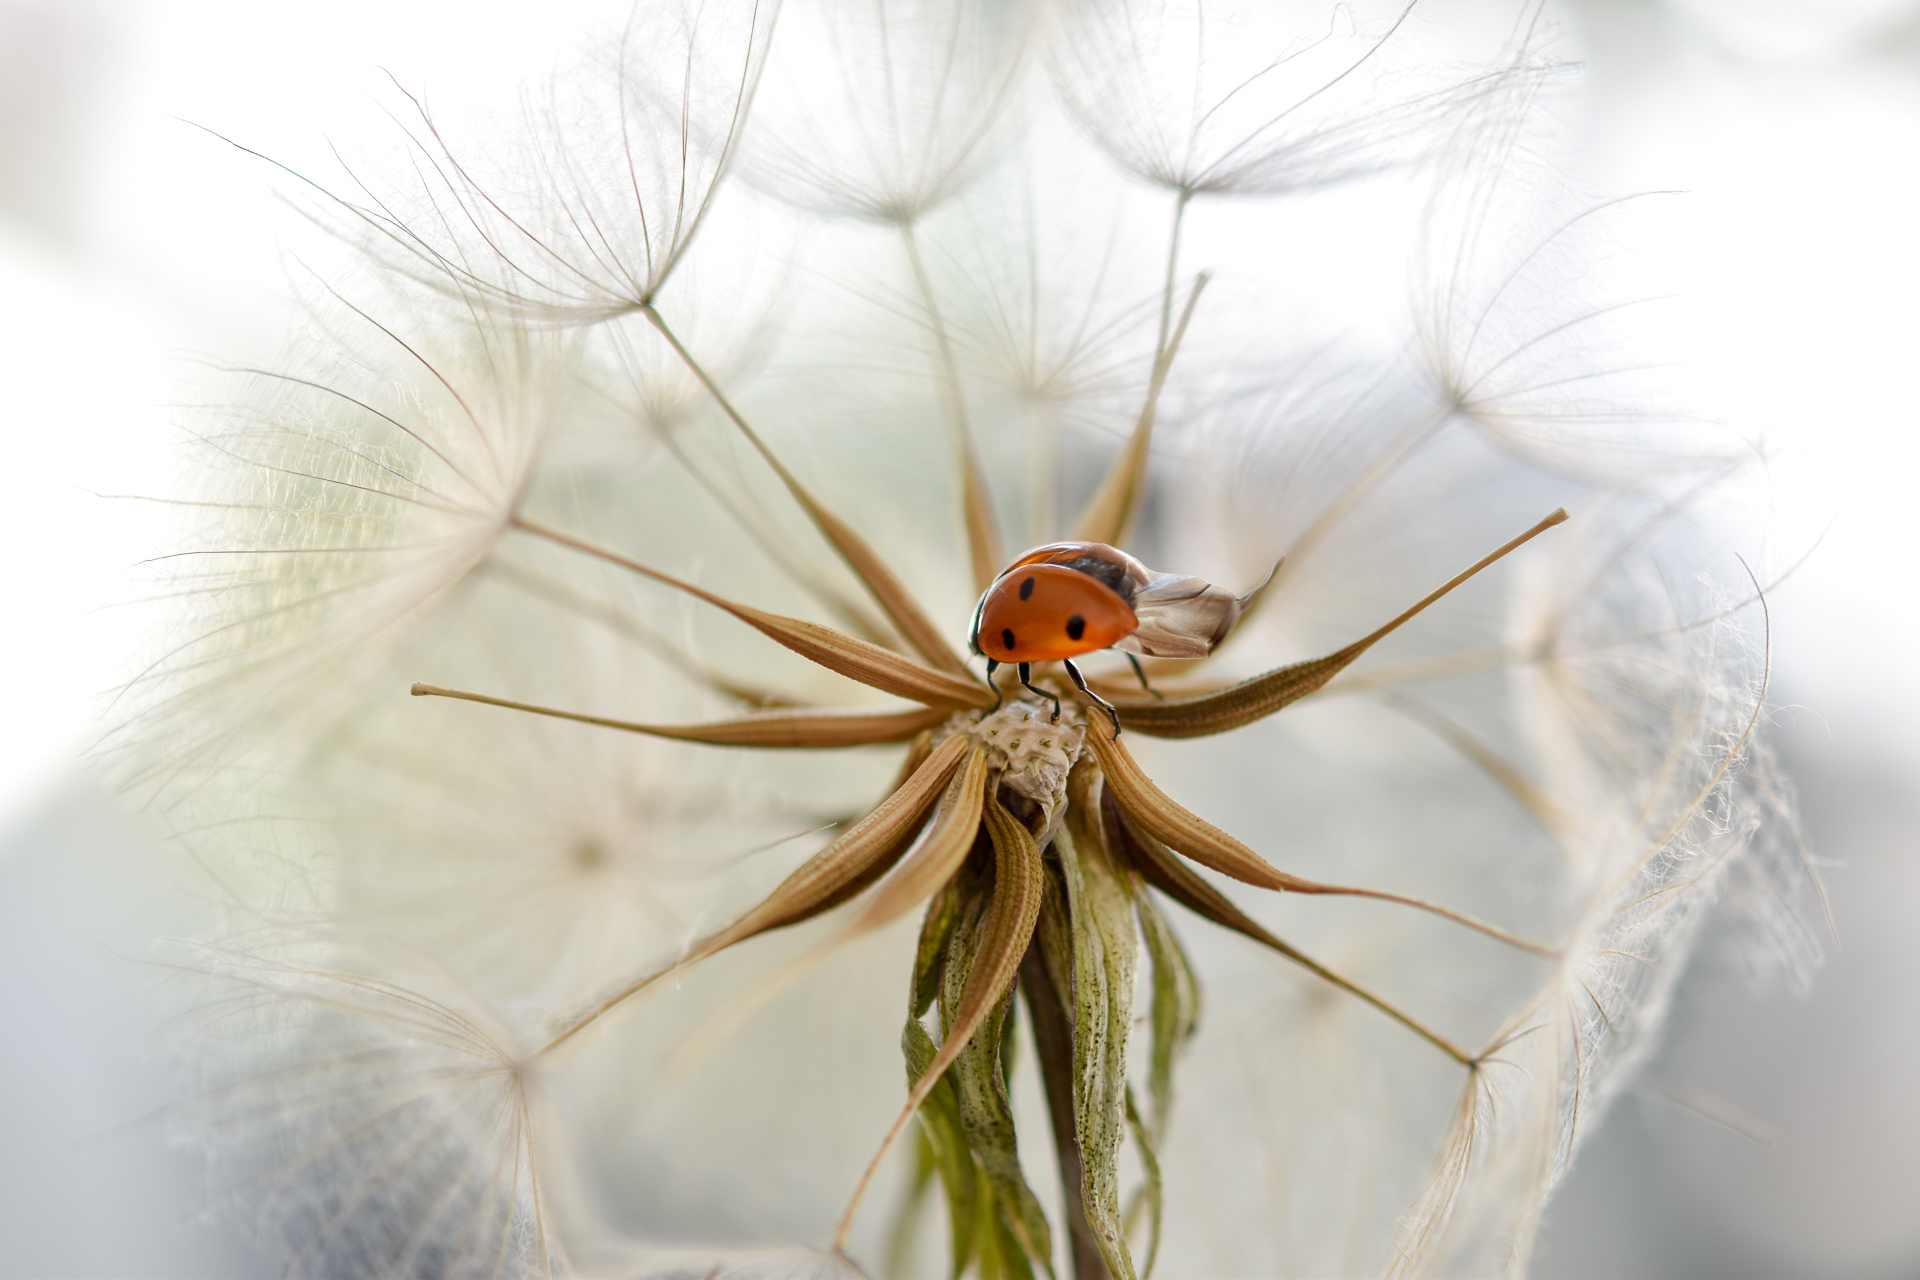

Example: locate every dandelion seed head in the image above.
[138,0,1816,1275]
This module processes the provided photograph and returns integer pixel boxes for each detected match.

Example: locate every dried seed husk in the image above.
[776,482,975,677]
[410,685,953,747]
[1086,727,1317,893]
[1058,760,1141,1280]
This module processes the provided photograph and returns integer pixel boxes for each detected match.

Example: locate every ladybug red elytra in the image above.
[968,541,1274,734]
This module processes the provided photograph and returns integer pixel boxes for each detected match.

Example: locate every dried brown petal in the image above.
[643,304,972,675]
[1104,790,1473,1065]
[837,782,1042,1250]
[538,735,971,1056]
[937,847,1052,1270]
[840,746,993,938]
[1071,276,1209,548]
[512,517,993,708]
[1110,510,1568,737]
[1088,728,1552,956]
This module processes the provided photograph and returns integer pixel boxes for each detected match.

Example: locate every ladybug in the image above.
[968,541,1273,735]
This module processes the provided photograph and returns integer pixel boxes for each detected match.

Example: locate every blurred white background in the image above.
[0,0,1914,1274]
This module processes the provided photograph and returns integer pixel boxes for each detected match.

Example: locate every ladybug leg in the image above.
[983,658,1004,713]
[1063,657,1123,739]
[1016,662,1062,722]
[1123,651,1164,700]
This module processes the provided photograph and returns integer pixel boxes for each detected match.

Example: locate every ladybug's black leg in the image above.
[984,658,1003,713]
[1063,657,1122,739]
[1123,651,1164,700]
[1017,662,1062,722]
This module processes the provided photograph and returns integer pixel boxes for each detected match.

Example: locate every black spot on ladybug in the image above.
[1002,628,1017,651]
[1019,575,1035,601]
[1066,615,1086,641]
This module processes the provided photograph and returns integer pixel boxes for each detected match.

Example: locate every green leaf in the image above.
[1057,761,1141,1280]
[1132,890,1199,1145]
[913,879,963,1021]
[904,1017,982,1280]
[886,1128,940,1280]
[941,895,1054,1276]
[1123,1090,1164,1280]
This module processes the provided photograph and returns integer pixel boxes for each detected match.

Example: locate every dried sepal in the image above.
[839,746,992,940]
[410,682,950,748]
